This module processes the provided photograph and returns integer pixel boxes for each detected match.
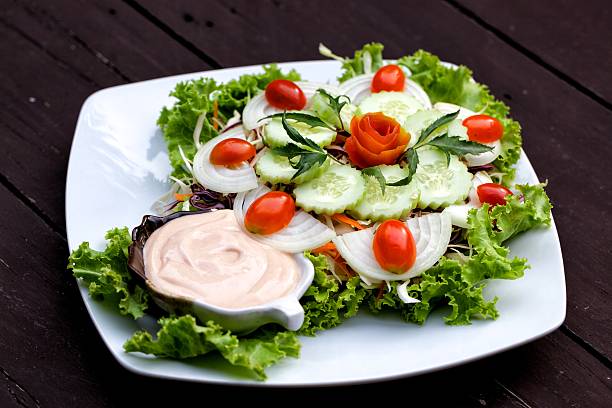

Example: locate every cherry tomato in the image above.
[209,138,256,166]
[372,220,416,274]
[477,183,513,206]
[462,114,504,143]
[265,79,307,110]
[244,192,296,235]
[371,64,406,93]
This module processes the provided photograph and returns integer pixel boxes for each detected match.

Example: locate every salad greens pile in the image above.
[68,228,148,319]
[68,43,553,380]
[158,65,300,179]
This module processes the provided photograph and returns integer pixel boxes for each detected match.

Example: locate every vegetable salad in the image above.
[68,43,552,380]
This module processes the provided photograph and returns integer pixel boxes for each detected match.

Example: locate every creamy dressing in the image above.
[144,210,300,309]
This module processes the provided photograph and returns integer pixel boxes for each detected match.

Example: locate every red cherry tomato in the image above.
[209,138,256,166]
[372,220,416,274]
[265,80,307,110]
[371,64,406,93]
[462,114,504,143]
[244,192,296,235]
[477,183,513,206]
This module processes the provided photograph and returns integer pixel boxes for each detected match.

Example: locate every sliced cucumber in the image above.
[413,147,472,209]
[309,93,357,132]
[447,118,469,139]
[403,109,445,147]
[263,117,336,148]
[358,91,424,124]
[255,149,329,184]
[294,164,366,215]
[350,165,418,221]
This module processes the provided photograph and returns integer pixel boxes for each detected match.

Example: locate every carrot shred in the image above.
[312,242,337,254]
[212,100,219,130]
[332,213,366,230]
[311,242,358,279]
[174,193,193,201]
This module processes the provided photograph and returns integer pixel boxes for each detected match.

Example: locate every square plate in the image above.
[66,61,566,386]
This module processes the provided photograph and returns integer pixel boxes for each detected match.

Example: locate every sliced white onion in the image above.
[192,127,258,193]
[242,81,341,131]
[397,281,420,304]
[192,112,206,149]
[233,185,336,253]
[337,73,432,108]
[220,111,242,132]
[442,171,492,228]
[465,140,501,167]
[333,212,452,283]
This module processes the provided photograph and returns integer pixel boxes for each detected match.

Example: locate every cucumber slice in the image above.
[403,109,445,147]
[294,165,366,215]
[350,165,419,221]
[447,118,469,139]
[309,92,357,132]
[358,91,424,124]
[255,149,330,184]
[263,117,336,148]
[413,147,472,210]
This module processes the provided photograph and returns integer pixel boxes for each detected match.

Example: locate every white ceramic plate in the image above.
[65,61,566,386]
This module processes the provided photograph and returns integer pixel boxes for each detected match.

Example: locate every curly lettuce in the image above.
[67,227,149,319]
[299,253,367,335]
[124,316,299,380]
[329,42,384,83]
[158,65,301,178]
[398,50,521,183]
[368,258,500,325]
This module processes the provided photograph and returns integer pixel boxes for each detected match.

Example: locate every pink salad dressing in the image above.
[144,210,299,309]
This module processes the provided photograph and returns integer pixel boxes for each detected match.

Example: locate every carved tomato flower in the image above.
[344,112,410,168]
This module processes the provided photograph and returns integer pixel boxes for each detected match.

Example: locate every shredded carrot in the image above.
[334,259,355,278]
[312,242,337,254]
[212,100,219,130]
[174,193,193,202]
[332,213,366,230]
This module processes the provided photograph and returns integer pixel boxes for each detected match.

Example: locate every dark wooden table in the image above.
[1,0,611,406]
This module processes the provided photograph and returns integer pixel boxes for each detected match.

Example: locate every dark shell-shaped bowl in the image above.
[127,211,313,333]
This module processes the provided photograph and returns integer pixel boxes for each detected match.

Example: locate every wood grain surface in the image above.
[1,0,610,406]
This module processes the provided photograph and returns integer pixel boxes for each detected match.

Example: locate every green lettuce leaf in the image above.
[67,228,149,319]
[124,316,299,380]
[398,50,522,183]
[299,253,367,335]
[408,257,500,325]
[158,65,300,178]
[491,183,553,243]
[337,42,385,83]
[367,260,499,326]
[463,183,551,284]
[467,183,552,244]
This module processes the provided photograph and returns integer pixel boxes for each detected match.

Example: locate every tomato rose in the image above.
[344,113,410,168]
